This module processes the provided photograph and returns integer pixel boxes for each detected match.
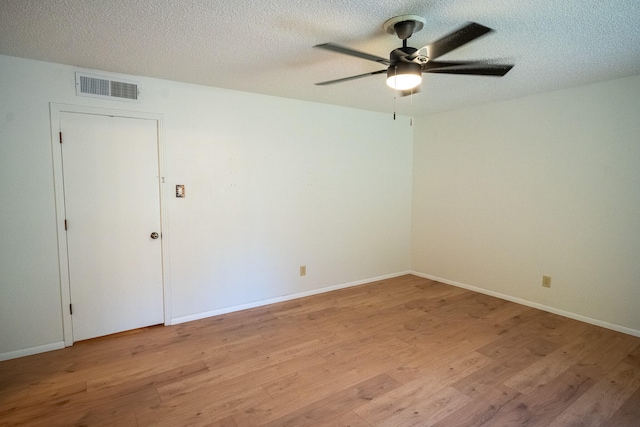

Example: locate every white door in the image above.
[60,112,164,341]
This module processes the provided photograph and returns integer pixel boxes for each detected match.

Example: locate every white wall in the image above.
[0,54,413,359]
[412,74,640,334]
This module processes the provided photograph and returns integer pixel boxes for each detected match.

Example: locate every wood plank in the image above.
[2,381,159,427]
[548,362,640,427]
[387,335,493,384]
[477,311,581,360]
[466,363,596,426]
[578,331,640,376]
[355,351,490,426]
[623,343,640,369]
[261,352,398,402]
[603,385,640,427]
[451,341,553,399]
[86,360,209,395]
[311,411,371,427]
[205,416,238,427]
[261,374,401,427]
[0,381,89,425]
[136,384,269,427]
[431,385,521,427]
[156,349,326,402]
[503,326,616,394]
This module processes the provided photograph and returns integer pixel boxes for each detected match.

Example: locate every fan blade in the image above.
[421,60,481,70]
[425,62,514,76]
[314,43,390,65]
[409,22,493,61]
[315,69,387,86]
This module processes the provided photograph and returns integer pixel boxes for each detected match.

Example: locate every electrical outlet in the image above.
[300,265,306,276]
[542,275,551,288]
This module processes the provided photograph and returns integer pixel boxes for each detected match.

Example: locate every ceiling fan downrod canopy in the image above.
[383,15,426,40]
[393,20,417,40]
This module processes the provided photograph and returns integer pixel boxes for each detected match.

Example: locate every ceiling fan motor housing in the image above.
[390,46,419,63]
[387,61,422,80]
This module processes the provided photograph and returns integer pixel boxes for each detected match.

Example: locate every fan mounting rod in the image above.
[383,15,426,40]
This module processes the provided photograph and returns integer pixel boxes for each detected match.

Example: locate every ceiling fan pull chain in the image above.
[410,90,413,126]
[393,95,397,120]
[393,66,398,120]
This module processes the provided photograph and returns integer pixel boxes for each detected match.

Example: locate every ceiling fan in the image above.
[314,15,514,94]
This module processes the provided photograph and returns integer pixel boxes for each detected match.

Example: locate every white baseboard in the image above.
[411,271,640,338]
[0,341,65,362]
[170,271,412,325]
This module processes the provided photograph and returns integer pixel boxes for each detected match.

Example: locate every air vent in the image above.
[75,72,140,102]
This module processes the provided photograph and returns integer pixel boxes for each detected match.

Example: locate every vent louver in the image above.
[75,72,140,101]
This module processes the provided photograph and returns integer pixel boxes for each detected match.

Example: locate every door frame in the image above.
[50,103,171,346]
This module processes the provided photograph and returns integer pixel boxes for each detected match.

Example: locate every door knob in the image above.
[150,232,159,239]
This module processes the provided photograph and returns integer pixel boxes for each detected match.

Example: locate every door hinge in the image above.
[64,219,68,230]
[59,131,63,144]
[69,304,73,315]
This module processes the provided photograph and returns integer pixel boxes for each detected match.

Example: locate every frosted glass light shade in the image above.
[386,62,422,90]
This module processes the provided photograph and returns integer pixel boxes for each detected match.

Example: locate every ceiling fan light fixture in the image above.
[386,62,422,90]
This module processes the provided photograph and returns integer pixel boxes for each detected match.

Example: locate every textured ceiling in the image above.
[1,0,639,116]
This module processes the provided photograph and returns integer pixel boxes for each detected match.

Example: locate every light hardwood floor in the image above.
[1,275,639,426]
